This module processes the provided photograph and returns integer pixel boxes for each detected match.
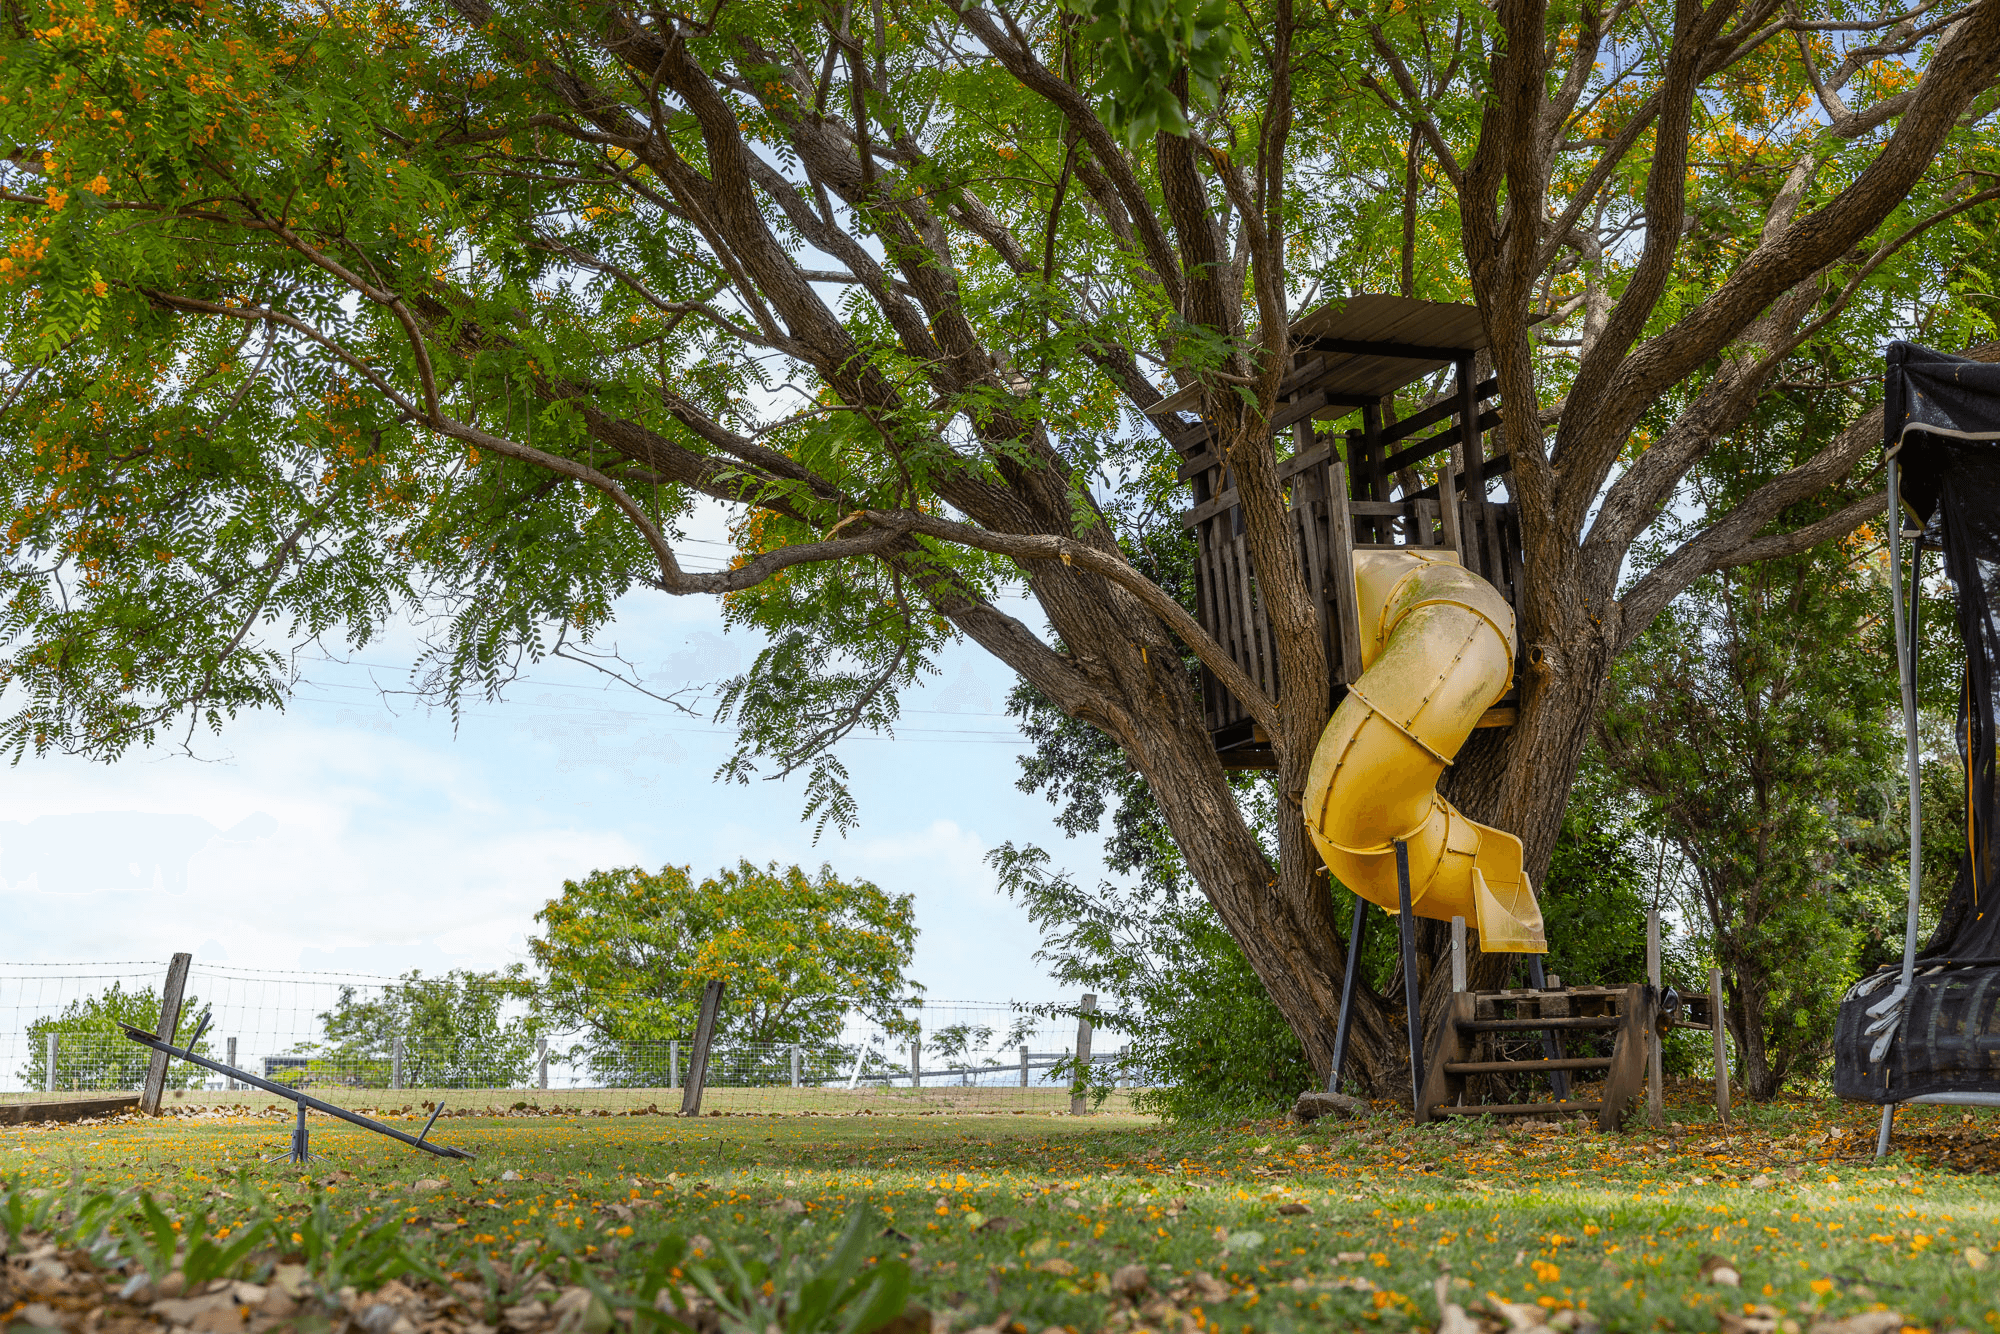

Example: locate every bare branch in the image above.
[857,508,1282,740]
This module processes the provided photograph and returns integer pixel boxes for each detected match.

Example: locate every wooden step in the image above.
[1419,983,1654,1133]
[1434,1101,1604,1117]
[1444,1056,1611,1075]
[1457,1017,1621,1032]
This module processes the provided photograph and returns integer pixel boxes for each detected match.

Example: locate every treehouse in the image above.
[1145,294,1524,769]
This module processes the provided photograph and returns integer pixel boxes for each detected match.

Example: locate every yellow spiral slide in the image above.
[1302,549,1547,952]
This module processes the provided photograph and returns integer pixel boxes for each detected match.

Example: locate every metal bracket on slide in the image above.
[118,1019,475,1162]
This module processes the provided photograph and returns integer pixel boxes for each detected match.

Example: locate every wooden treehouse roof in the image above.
[1145,295,1488,422]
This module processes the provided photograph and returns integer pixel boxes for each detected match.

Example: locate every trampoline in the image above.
[1834,341,2000,1154]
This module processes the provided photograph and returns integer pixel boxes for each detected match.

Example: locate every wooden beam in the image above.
[1401,453,1512,502]
[1071,994,1097,1116]
[679,978,725,1117]
[1297,335,1480,362]
[140,953,191,1116]
[1271,388,1380,434]
[1328,460,1364,684]
[1455,360,1487,577]
[1379,378,1499,446]
[1381,408,1503,476]
[1363,401,1386,542]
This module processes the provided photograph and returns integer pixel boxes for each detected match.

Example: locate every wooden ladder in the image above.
[1417,983,1655,1132]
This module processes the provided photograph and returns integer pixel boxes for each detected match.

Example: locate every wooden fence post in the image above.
[537,1038,549,1090]
[226,1037,238,1092]
[1450,916,1467,993]
[140,953,192,1116]
[1710,967,1730,1129]
[391,1037,405,1090]
[911,1023,922,1089]
[1019,1045,1029,1088]
[1070,994,1097,1116]
[1646,910,1664,1129]
[680,979,725,1117]
[44,1032,57,1093]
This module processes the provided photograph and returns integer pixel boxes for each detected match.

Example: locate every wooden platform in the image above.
[0,1094,141,1126]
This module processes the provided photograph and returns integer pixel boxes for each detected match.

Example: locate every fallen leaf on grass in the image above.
[1699,1254,1741,1286]
[1484,1297,1557,1333]
[1275,1202,1311,1216]
[1716,1305,1780,1334]
[1182,1273,1229,1303]
[1806,1315,1905,1334]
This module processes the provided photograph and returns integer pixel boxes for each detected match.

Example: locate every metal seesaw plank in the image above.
[117,1023,474,1160]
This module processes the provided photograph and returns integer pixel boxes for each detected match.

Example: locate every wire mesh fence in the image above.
[1,961,1139,1113]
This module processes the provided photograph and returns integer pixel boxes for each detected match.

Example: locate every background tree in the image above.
[524,860,918,1077]
[6,0,1999,1094]
[311,970,539,1089]
[1595,410,1908,1097]
[19,983,211,1092]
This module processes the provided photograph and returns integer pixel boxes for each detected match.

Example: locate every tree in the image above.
[310,970,539,1089]
[1596,423,1907,1096]
[524,860,918,1075]
[19,982,211,1092]
[6,0,2000,1093]
[991,842,1316,1119]
[1007,680,1654,1114]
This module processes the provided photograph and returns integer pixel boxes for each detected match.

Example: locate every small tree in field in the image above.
[5,0,1998,1092]
[524,860,917,1079]
[21,983,211,1092]
[311,970,539,1089]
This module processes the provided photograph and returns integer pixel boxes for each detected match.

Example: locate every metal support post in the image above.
[1071,994,1097,1116]
[1880,454,1923,1158]
[1711,967,1731,1130]
[1328,892,1369,1094]
[1395,842,1424,1121]
[141,952,192,1116]
[1646,910,1664,1128]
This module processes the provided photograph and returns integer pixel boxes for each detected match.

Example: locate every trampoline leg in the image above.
[1876,1104,1895,1158]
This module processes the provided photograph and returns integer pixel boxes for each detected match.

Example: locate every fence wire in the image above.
[1,963,1136,1112]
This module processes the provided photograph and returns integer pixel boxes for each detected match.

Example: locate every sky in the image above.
[0,516,1109,1007]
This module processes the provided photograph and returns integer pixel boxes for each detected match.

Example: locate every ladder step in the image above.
[1457,1017,1621,1032]
[1434,1101,1603,1117]
[1444,1057,1612,1075]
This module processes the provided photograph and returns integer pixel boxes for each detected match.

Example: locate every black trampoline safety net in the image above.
[1834,341,2000,1104]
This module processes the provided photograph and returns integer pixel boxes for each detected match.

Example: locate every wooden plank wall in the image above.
[1176,367,1508,763]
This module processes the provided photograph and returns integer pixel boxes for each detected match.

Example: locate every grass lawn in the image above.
[3,1086,1998,1333]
